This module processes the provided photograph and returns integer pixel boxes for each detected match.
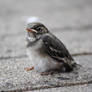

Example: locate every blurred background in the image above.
[0,0,92,58]
[0,0,92,91]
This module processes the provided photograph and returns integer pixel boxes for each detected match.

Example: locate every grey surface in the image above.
[0,0,92,91]
[27,84,92,92]
[0,0,92,58]
[0,0,92,29]
[0,55,92,91]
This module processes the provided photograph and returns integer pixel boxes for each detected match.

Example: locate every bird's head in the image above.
[26,22,49,42]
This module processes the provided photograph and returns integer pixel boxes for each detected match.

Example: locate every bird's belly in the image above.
[26,48,61,72]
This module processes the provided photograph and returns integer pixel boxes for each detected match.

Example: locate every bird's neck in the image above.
[26,37,41,47]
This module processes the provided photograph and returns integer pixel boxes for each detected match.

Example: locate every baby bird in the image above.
[25,22,76,74]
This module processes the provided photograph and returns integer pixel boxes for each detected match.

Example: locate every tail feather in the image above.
[64,60,79,72]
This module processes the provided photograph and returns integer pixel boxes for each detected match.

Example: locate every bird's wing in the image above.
[42,33,75,68]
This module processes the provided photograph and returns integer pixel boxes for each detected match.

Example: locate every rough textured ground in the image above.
[0,0,92,92]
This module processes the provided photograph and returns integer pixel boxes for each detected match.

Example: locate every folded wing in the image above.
[42,33,76,71]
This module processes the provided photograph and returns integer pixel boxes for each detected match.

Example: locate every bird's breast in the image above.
[26,40,62,72]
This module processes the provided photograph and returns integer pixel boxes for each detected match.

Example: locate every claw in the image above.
[25,66,34,71]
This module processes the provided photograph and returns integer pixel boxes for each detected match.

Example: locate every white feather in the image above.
[26,16,39,24]
[26,39,63,72]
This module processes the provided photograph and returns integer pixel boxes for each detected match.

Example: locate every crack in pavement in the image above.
[2,80,92,92]
[52,24,92,32]
[71,52,92,56]
[0,55,27,60]
[0,52,92,60]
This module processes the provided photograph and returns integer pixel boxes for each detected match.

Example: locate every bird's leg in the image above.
[25,66,34,71]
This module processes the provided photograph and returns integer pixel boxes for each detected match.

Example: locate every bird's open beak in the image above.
[26,28,37,33]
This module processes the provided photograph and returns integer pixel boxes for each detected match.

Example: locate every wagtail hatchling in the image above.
[25,22,76,75]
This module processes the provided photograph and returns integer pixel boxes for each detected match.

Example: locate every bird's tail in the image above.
[64,60,80,72]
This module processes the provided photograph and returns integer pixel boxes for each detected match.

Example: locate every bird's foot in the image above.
[40,71,54,76]
[25,66,34,71]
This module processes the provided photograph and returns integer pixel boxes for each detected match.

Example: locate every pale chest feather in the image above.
[26,40,61,72]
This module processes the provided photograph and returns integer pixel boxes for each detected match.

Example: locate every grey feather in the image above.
[42,33,76,71]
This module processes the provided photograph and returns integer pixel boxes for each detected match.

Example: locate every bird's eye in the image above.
[37,27,42,32]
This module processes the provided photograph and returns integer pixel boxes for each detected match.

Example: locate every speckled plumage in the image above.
[26,22,76,73]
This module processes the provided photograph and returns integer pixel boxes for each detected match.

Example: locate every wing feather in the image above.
[42,33,76,70]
